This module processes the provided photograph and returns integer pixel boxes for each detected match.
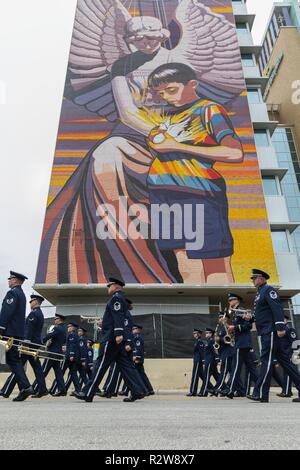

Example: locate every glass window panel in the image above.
[262,177,278,195]
[271,231,290,253]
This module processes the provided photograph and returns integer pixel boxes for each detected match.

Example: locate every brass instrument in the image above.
[292,350,300,366]
[222,310,235,347]
[0,336,14,352]
[229,308,253,319]
[0,335,64,362]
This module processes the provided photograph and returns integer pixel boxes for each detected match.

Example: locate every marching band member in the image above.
[37,314,67,397]
[0,271,32,402]
[277,315,299,398]
[199,328,219,397]
[74,278,146,403]
[249,269,300,403]
[132,324,154,396]
[1,294,48,399]
[187,329,205,397]
[225,293,258,399]
[213,312,234,396]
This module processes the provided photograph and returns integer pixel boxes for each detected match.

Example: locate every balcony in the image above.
[249,102,269,123]
[237,31,254,47]
[256,146,288,179]
[232,2,248,17]
[265,195,290,223]
[243,65,269,92]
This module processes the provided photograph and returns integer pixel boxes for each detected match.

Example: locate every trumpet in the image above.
[229,308,253,319]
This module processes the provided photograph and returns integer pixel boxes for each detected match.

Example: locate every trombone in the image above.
[0,335,65,362]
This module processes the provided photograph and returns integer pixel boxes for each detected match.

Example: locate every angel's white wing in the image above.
[67,0,131,119]
[171,0,244,99]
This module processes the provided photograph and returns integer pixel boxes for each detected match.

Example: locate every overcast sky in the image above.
[0,0,279,311]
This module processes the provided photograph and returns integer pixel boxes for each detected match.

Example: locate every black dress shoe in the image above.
[0,391,9,399]
[148,391,155,396]
[118,391,127,396]
[247,394,260,401]
[12,387,33,402]
[52,392,67,397]
[73,391,93,402]
[226,392,234,400]
[31,392,48,398]
[97,391,108,398]
[277,393,292,398]
[186,393,196,397]
[292,398,300,403]
[123,394,144,402]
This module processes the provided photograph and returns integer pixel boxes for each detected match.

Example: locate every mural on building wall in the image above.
[36,0,278,285]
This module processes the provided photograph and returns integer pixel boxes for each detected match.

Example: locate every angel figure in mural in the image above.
[38,0,244,285]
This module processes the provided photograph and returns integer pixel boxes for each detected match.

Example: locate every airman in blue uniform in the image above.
[1,294,48,399]
[199,328,219,397]
[65,323,81,395]
[77,326,89,386]
[36,314,67,397]
[224,294,258,399]
[86,339,94,380]
[0,271,32,401]
[213,312,234,395]
[249,269,300,403]
[132,324,154,396]
[277,315,299,398]
[74,278,145,403]
[187,329,205,397]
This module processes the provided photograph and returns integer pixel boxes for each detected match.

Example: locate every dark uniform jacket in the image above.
[203,338,216,364]
[66,331,80,362]
[87,347,94,370]
[280,325,298,356]
[133,334,145,364]
[100,291,127,344]
[233,312,254,349]
[0,286,26,338]
[24,307,44,345]
[194,339,205,363]
[79,335,88,364]
[253,284,285,336]
[43,324,66,354]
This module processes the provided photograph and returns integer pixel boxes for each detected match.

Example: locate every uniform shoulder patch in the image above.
[290,331,297,339]
[113,301,121,312]
[269,290,278,299]
[6,298,14,305]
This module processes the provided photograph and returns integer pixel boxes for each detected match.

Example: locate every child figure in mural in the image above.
[37,2,245,285]
[145,63,244,283]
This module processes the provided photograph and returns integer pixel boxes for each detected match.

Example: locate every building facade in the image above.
[258,0,300,312]
[35,0,300,354]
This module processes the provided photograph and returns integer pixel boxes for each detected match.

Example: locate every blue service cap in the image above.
[251,269,270,280]
[30,294,45,303]
[107,277,125,287]
[228,293,243,302]
[8,271,28,281]
[205,327,215,334]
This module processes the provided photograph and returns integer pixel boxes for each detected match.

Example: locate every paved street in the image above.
[0,391,299,450]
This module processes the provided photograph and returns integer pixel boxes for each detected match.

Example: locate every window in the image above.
[236,23,248,33]
[254,130,269,147]
[271,230,290,253]
[241,54,255,67]
[247,89,261,104]
[262,176,279,196]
